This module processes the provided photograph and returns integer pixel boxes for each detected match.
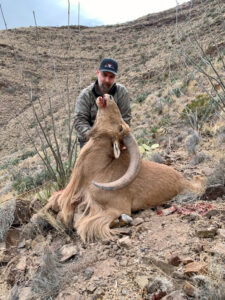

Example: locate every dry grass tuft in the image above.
[31,248,65,300]
[0,198,15,241]
[185,131,200,156]
[8,285,20,300]
[193,273,225,299]
[32,209,66,233]
[207,157,225,185]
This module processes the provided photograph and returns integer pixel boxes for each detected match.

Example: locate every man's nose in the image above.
[105,76,110,83]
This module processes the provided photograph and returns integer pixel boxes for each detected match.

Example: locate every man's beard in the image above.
[99,82,112,93]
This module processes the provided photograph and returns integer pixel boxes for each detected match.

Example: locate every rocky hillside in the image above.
[0,0,223,153]
[0,0,225,299]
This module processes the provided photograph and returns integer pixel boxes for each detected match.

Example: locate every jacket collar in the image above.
[92,80,117,98]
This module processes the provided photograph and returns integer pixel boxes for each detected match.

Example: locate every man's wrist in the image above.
[84,129,91,139]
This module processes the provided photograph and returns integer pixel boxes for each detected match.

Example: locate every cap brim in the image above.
[99,69,117,75]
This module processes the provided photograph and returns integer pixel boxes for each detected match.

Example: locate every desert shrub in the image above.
[152,98,164,115]
[193,268,225,299]
[134,128,153,145]
[181,95,211,120]
[37,183,58,204]
[134,93,148,103]
[164,72,169,79]
[0,150,36,170]
[216,126,225,145]
[185,131,200,155]
[152,97,173,115]
[150,125,160,134]
[20,150,36,160]
[140,53,148,64]
[12,169,52,194]
[180,94,216,130]
[134,128,159,157]
[190,151,207,165]
[0,158,20,170]
[207,157,225,185]
[172,87,181,97]
[159,116,171,126]
[28,120,37,129]
[9,157,20,166]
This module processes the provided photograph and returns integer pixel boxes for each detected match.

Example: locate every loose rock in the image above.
[168,255,181,266]
[131,217,144,226]
[59,244,78,262]
[210,242,225,258]
[135,275,149,289]
[87,284,96,294]
[5,228,20,248]
[56,290,81,300]
[117,236,131,248]
[183,281,196,297]
[196,225,218,238]
[151,258,175,275]
[184,261,208,275]
[202,184,225,201]
[84,268,94,280]
[182,257,194,265]
[217,229,225,239]
[16,257,27,271]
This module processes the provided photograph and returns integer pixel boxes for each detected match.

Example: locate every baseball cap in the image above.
[99,58,118,75]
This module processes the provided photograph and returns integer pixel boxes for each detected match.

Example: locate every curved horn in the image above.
[92,133,141,191]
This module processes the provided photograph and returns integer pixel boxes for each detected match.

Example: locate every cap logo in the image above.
[104,63,114,69]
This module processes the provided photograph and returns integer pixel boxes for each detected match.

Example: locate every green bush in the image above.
[20,150,36,160]
[180,94,213,121]
[140,53,148,65]
[134,128,155,146]
[12,169,52,194]
[160,117,171,126]
[0,150,36,170]
[134,93,148,103]
[150,125,159,134]
[172,88,181,97]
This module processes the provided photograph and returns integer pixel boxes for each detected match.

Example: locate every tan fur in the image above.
[45,95,205,242]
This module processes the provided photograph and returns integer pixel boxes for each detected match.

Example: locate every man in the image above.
[74,58,131,148]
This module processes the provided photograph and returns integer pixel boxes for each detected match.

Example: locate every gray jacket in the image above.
[74,81,131,142]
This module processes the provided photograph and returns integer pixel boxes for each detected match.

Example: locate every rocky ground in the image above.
[0,187,225,299]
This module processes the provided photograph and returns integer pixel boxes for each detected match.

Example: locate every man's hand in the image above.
[85,129,91,139]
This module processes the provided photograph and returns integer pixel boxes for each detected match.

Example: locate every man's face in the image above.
[97,69,116,93]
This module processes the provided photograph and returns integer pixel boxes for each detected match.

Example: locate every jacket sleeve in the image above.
[116,86,132,126]
[74,90,92,141]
